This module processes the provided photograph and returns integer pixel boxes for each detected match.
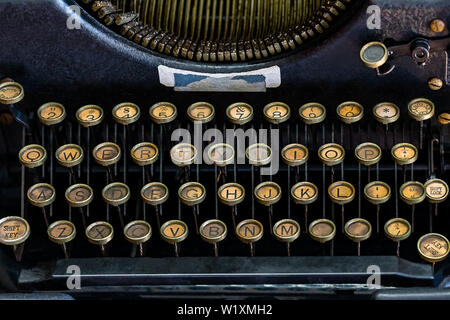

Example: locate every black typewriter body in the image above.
[1,0,450,300]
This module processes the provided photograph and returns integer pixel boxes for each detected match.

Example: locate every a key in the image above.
[417,233,450,272]
[408,98,435,149]
[178,182,206,233]
[112,102,141,125]
[318,143,345,167]
[298,102,326,125]
[328,181,355,233]
[263,102,291,124]
[141,182,169,229]
[0,216,31,262]
[218,182,245,229]
[149,102,177,124]
[124,220,152,257]
[27,183,55,227]
[273,219,300,256]
[199,219,227,256]
[236,219,264,257]
[364,181,391,233]
[384,218,411,257]
[85,221,114,256]
[18,144,47,168]
[47,220,76,259]
[226,102,254,125]
[187,102,215,124]
[102,182,130,230]
[160,220,189,257]
[336,101,364,124]
[37,102,66,126]
[344,218,372,256]
[65,183,93,230]
[254,181,282,234]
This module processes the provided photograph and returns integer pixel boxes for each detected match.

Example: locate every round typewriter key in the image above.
[246,143,272,166]
[218,182,245,206]
[141,182,169,206]
[273,219,300,243]
[27,183,55,207]
[254,181,282,206]
[187,102,215,123]
[328,181,355,205]
[124,220,152,245]
[373,102,400,125]
[0,81,24,105]
[0,216,30,246]
[263,102,291,124]
[47,220,76,245]
[360,41,388,69]
[281,143,308,166]
[170,143,197,167]
[207,143,234,166]
[336,101,364,124]
[200,219,228,256]
[309,219,336,243]
[55,144,84,167]
[149,102,177,124]
[408,98,435,122]
[298,102,326,125]
[291,181,318,205]
[18,144,47,168]
[86,221,114,247]
[417,233,450,263]
[37,102,66,126]
[318,143,345,166]
[438,113,450,125]
[236,219,263,256]
[391,143,418,165]
[399,181,426,205]
[102,182,130,206]
[424,178,449,204]
[65,183,93,208]
[355,142,382,166]
[160,220,188,256]
[345,218,372,243]
[364,181,391,205]
[226,102,253,125]
[92,142,121,167]
[112,102,141,125]
[178,182,206,206]
[76,105,104,127]
[384,218,411,242]
[130,142,159,166]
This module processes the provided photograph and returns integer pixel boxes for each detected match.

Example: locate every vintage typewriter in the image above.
[1,0,450,300]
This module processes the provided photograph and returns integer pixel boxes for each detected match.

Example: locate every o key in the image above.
[18,144,47,168]
[37,102,66,126]
[149,102,177,124]
[27,183,55,208]
[298,102,326,125]
[337,101,364,124]
[281,143,309,167]
[187,102,215,123]
[354,142,382,166]
[130,142,159,166]
[218,182,245,206]
[76,105,104,127]
[291,181,319,205]
[112,102,140,125]
[318,143,345,166]
[102,182,130,206]
[170,143,197,167]
[92,142,121,167]
[226,102,254,125]
[55,144,84,168]
[65,184,94,207]
[263,102,291,124]
[141,182,169,206]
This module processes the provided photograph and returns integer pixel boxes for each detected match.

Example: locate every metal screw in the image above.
[430,19,445,33]
[428,77,443,91]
